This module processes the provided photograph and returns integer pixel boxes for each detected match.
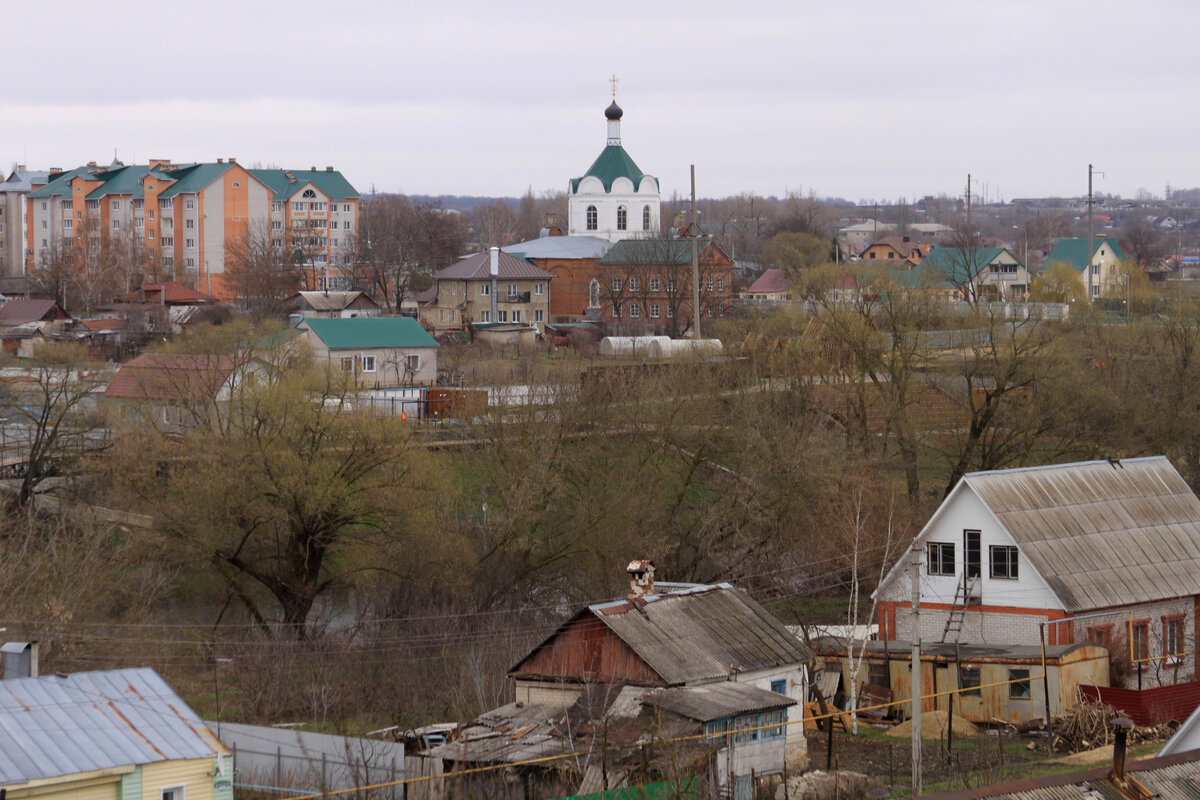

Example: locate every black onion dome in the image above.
[605,100,623,121]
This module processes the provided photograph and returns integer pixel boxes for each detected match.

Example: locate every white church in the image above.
[566,92,661,242]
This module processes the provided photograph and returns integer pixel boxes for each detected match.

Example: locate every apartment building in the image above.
[0,167,49,279]
[26,159,359,304]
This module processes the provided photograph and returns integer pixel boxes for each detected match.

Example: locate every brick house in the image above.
[420,247,553,332]
[874,457,1200,687]
[503,234,612,322]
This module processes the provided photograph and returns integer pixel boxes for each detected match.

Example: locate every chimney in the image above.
[311,166,317,172]
[325,166,333,172]
[1110,717,1132,782]
[217,158,223,163]
[1,642,39,679]
[489,247,499,321]
[489,246,499,277]
[627,560,655,600]
[229,157,236,164]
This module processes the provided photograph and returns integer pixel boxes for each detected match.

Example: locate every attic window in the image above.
[233,181,241,188]
[303,189,317,198]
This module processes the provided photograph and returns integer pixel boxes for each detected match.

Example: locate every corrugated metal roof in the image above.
[963,457,1200,612]
[303,316,438,350]
[642,682,796,723]
[0,668,227,786]
[293,291,378,312]
[425,701,574,765]
[432,251,554,281]
[588,584,814,685]
[504,236,613,260]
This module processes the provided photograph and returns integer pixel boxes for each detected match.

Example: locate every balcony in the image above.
[505,292,531,304]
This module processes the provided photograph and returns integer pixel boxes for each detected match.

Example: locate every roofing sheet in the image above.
[432,250,553,281]
[249,168,360,201]
[504,235,613,260]
[963,457,1200,612]
[1044,237,1125,271]
[599,238,712,266]
[589,584,814,685]
[641,683,796,723]
[569,145,651,193]
[294,291,377,312]
[0,299,64,327]
[0,668,226,785]
[104,353,247,402]
[745,269,792,294]
[303,316,438,349]
[155,163,234,198]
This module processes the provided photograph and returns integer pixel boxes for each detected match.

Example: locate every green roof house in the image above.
[1043,236,1124,300]
[917,247,1029,302]
[567,94,661,242]
[300,316,439,387]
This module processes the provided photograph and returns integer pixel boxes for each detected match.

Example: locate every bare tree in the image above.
[226,221,300,320]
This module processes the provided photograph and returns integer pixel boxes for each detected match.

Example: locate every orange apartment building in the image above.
[26,159,359,304]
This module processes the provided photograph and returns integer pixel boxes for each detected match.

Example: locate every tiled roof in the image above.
[432,250,554,281]
[249,168,360,201]
[745,269,792,294]
[105,353,248,401]
[1044,236,1124,272]
[0,667,227,784]
[303,316,438,350]
[569,145,653,193]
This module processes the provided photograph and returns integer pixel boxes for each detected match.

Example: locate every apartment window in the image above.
[162,237,174,246]
[497,310,508,323]
[185,239,195,249]
[535,309,544,322]
[612,302,621,318]
[149,210,155,220]
[959,665,981,697]
[41,201,47,211]
[480,283,490,296]
[135,218,144,229]
[162,257,173,268]
[303,189,316,198]
[716,276,724,291]
[989,545,1019,579]
[667,305,674,318]
[160,198,171,209]
[1165,616,1186,663]
[617,205,627,231]
[343,203,351,212]
[611,277,621,292]
[273,202,284,213]
[643,205,651,230]
[293,202,305,213]
[272,238,283,248]
[185,219,194,229]
[343,220,351,229]
[511,310,520,323]
[667,278,676,292]
[360,355,376,373]
[1091,284,1099,297]
[111,200,120,211]
[507,283,518,296]
[329,220,337,229]
[650,277,660,291]
[149,230,155,240]
[41,220,47,229]
[650,303,660,318]
[534,283,543,295]
[629,277,640,291]
[479,310,491,322]
[928,542,955,576]
[87,199,100,210]
[62,201,72,210]
[706,277,714,291]
[586,205,597,231]
[273,220,282,230]
[1008,669,1031,700]
[629,303,640,317]
[185,257,195,268]
[1091,264,1099,276]
[185,198,195,210]
[62,219,72,230]
[311,202,326,212]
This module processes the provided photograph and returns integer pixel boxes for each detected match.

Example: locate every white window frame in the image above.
[161,786,185,800]
[360,355,376,373]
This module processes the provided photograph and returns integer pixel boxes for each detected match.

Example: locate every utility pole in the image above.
[690,164,700,339]
[911,541,923,797]
[1088,164,1094,300]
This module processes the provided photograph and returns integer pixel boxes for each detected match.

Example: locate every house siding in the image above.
[141,758,215,800]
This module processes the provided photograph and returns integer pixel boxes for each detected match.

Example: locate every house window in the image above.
[650,277,660,291]
[1133,621,1150,666]
[666,305,674,318]
[629,303,640,317]
[185,198,195,210]
[480,283,490,296]
[535,309,544,322]
[1165,616,1185,663]
[405,355,420,372]
[629,277,640,291]
[586,205,597,231]
[480,310,491,322]
[360,355,376,373]
[1087,625,1114,648]
[770,679,786,694]
[643,205,651,230]
[927,542,955,576]
[612,277,621,292]
[612,303,621,318]
[650,303,660,318]
[341,357,354,373]
[497,310,507,322]
[964,530,981,578]
[1008,669,1031,700]
[185,219,194,229]
[667,278,676,292]
[706,719,731,744]
[162,786,185,800]
[535,283,544,295]
[508,283,518,296]
[617,205,627,231]
[959,665,981,697]
[706,277,714,291]
[989,545,1018,579]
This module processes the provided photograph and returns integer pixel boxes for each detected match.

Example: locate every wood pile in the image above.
[1051,699,1174,753]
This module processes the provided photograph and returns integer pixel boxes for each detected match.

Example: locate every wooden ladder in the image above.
[941,576,978,643]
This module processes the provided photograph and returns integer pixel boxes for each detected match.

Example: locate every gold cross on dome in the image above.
[609,74,619,100]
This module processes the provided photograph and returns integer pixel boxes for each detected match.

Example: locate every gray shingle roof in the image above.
[0,668,227,786]
[963,456,1200,612]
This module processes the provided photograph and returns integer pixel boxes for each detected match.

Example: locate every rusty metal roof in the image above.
[641,682,796,723]
[425,701,575,766]
[963,457,1200,612]
[922,750,1200,800]
[0,668,228,786]
[587,584,813,685]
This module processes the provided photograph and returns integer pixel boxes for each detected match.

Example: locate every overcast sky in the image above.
[5,1,1197,204]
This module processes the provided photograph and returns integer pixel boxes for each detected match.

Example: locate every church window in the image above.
[586,205,598,231]
[588,279,600,307]
[617,206,627,231]
[643,205,651,230]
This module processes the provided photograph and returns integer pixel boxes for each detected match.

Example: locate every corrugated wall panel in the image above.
[140,759,213,800]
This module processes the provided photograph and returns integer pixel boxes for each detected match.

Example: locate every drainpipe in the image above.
[489,247,499,322]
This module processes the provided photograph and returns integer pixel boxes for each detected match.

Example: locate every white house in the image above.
[874,457,1200,687]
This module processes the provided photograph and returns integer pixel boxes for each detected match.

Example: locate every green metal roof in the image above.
[250,168,361,201]
[569,145,654,193]
[27,167,89,198]
[156,162,235,198]
[303,316,437,350]
[919,247,1009,285]
[599,238,712,265]
[84,164,151,200]
[1044,237,1124,272]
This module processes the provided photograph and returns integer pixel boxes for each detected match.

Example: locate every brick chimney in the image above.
[627,560,655,600]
